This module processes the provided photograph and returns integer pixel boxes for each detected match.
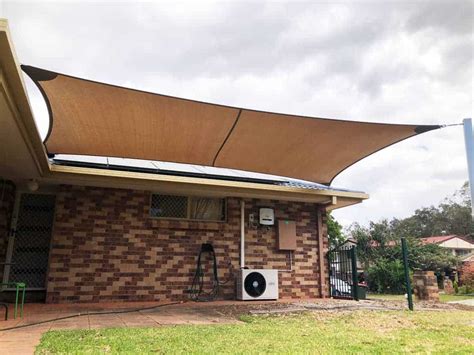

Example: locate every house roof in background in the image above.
[421,235,474,245]
[462,253,474,262]
[368,240,398,247]
[22,64,441,185]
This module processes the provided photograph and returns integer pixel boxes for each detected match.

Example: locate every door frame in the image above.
[2,189,57,291]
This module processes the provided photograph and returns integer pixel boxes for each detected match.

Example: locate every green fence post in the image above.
[401,238,414,311]
[351,246,359,301]
[14,284,19,319]
[327,250,332,297]
[20,282,26,318]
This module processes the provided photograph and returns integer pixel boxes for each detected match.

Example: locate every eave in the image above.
[45,164,368,209]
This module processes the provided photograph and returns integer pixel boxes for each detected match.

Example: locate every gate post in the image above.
[350,246,359,301]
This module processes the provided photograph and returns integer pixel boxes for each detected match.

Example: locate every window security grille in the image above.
[150,195,188,218]
[150,194,225,221]
[8,193,56,289]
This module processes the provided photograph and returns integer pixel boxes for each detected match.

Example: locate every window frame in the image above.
[149,193,227,223]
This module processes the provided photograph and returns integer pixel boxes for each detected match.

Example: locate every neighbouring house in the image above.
[421,235,474,285]
[0,20,440,303]
[340,237,358,249]
[420,235,474,258]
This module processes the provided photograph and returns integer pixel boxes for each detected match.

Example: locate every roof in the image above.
[22,65,440,185]
[51,154,361,194]
[369,240,398,247]
[342,238,357,246]
[461,252,474,262]
[420,235,472,245]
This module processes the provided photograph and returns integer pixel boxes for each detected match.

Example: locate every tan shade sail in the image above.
[22,65,440,184]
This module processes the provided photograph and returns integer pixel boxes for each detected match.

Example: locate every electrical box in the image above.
[277,220,297,250]
[259,208,275,225]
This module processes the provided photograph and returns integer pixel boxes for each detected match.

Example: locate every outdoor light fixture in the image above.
[27,179,39,192]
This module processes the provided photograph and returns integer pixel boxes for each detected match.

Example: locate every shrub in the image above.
[458,273,474,294]
[458,285,473,294]
[454,280,459,294]
[367,259,406,294]
[461,273,474,288]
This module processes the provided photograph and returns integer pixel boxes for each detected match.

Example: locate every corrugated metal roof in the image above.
[52,154,362,194]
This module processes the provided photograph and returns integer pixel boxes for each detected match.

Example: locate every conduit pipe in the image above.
[240,199,245,269]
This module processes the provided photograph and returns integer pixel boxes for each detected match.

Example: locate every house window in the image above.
[455,249,470,257]
[150,194,226,221]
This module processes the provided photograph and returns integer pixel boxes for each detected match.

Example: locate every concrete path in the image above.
[448,299,474,306]
[0,303,241,354]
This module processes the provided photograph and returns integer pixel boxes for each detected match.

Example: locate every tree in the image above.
[351,182,474,242]
[327,212,345,248]
[349,224,458,270]
[390,182,474,238]
[366,259,406,293]
[331,182,469,293]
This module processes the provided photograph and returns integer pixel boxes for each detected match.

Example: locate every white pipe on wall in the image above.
[240,199,245,269]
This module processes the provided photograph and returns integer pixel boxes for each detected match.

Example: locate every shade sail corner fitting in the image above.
[415,125,442,134]
[22,64,58,81]
[22,65,441,184]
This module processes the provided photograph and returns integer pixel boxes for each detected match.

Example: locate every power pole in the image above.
[463,118,474,219]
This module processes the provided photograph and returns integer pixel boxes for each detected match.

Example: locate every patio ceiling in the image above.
[22,65,440,185]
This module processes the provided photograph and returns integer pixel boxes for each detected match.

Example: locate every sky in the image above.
[1,0,473,227]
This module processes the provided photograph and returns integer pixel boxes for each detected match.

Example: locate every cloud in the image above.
[3,0,473,227]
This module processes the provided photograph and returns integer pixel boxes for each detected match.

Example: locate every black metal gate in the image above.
[328,245,359,300]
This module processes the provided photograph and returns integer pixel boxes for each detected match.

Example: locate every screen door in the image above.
[4,193,56,290]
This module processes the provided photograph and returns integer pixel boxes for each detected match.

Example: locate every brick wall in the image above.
[46,185,329,303]
[0,180,15,277]
[459,261,474,285]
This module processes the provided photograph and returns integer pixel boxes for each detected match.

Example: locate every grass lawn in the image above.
[368,293,474,303]
[36,310,474,354]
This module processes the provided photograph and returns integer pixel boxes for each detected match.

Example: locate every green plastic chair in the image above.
[0,282,26,319]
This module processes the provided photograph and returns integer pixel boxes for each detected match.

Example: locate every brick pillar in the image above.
[413,270,439,301]
[443,278,454,295]
[317,207,329,298]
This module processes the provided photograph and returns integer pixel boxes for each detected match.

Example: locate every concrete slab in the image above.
[448,299,474,306]
[49,316,90,331]
[117,312,159,327]
[88,314,126,329]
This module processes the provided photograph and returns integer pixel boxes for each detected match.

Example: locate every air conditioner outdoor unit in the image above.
[236,269,279,300]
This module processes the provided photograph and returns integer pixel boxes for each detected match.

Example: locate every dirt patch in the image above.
[212,301,294,318]
[347,310,417,333]
[208,298,474,319]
